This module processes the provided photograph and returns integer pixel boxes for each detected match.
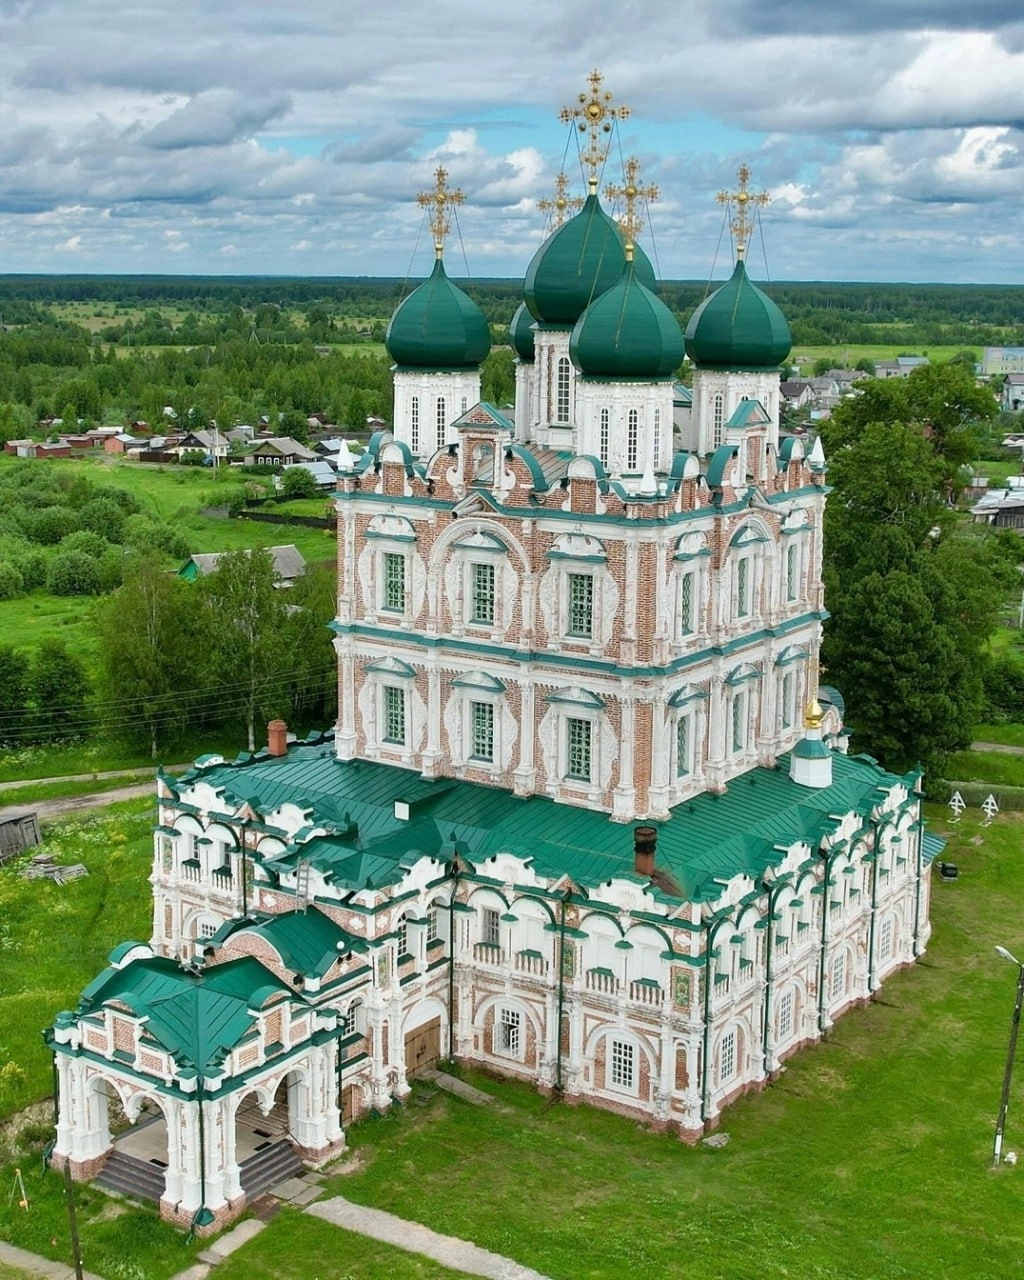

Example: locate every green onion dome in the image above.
[524,193,657,326]
[510,301,535,362]
[569,262,684,380]
[385,257,491,370]
[684,259,791,370]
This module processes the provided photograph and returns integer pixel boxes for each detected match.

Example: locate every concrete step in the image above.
[95,1150,166,1203]
[239,1140,303,1198]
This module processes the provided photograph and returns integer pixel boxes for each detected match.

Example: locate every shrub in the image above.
[14,547,47,590]
[27,505,80,545]
[280,466,320,499]
[47,550,103,596]
[59,529,111,561]
[0,561,24,599]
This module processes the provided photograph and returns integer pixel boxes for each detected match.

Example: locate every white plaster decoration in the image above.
[393,370,481,458]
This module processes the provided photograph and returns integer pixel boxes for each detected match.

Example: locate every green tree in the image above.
[47,550,103,596]
[280,467,319,500]
[29,639,92,742]
[199,548,291,751]
[95,557,199,757]
[0,645,30,745]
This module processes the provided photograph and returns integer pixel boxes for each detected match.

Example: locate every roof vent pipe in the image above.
[634,825,657,878]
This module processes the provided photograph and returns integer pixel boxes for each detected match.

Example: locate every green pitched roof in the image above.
[76,955,292,1076]
[510,300,535,362]
[177,740,905,906]
[570,261,684,380]
[225,906,367,977]
[685,258,792,370]
[385,257,491,370]
[523,194,657,327]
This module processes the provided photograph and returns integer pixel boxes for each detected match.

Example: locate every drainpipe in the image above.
[447,856,461,1062]
[759,873,782,1079]
[867,817,881,997]
[555,887,571,1096]
[700,910,732,1125]
[912,770,925,958]
[189,1077,214,1237]
[336,1019,345,1132]
[817,843,839,1036]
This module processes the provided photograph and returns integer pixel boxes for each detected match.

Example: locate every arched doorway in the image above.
[90,1078,171,1206]
[403,998,447,1078]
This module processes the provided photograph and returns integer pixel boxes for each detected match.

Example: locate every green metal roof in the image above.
[510,300,535,362]
[685,259,791,371]
[385,257,491,370]
[76,955,293,1076]
[177,740,907,905]
[523,194,657,327]
[570,261,684,380]
[214,907,369,977]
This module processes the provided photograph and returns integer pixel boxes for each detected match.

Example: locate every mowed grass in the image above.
[945,749,1024,788]
[974,722,1024,748]
[790,343,966,372]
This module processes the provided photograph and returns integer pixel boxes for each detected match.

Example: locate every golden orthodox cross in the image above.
[417,166,465,259]
[716,165,770,260]
[605,156,659,258]
[560,69,630,194]
[538,172,584,230]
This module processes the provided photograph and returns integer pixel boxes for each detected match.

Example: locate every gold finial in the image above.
[538,172,584,230]
[416,166,465,259]
[605,156,659,260]
[804,698,824,730]
[560,69,631,195]
[716,164,770,261]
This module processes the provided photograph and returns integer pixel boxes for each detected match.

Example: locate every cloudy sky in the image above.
[0,1,1022,283]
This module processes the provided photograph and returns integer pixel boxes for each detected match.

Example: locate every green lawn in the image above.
[790,344,966,373]
[944,749,1024,788]
[973,722,1024,749]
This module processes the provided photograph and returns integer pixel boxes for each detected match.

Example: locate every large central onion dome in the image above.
[385,258,491,370]
[509,301,535,362]
[570,262,684,379]
[524,193,657,327]
[684,259,791,370]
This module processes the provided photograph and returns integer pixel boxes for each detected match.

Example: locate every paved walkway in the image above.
[0,1239,107,1280]
[309,1197,551,1280]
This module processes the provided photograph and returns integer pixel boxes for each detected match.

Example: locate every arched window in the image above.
[653,408,661,471]
[410,395,420,453]
[461,396,468,414]
[599,408,610,466]
[556,357,571,423]
[713,394,724,449]
[436,397,447,447]
[627,409,639,470]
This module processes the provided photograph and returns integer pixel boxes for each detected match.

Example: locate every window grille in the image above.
[676,715,691,778]
[382,552,405,613]
[731,691,746,754]
[720,1029,736,1081]
[397,916,410,958]
[426,907,439,943]
[566,717,592,781]
[410,396,420,453]
[736,557,750,617]
[713,394,724,448]
[653,408,661,470]
[497,1007,520,1056]
[556,357,571,422]
[437,396,447,446]
[482,907,501,947]
[383,686,405,744]
[470,701,494,762]
[777,991,794,1041]
[610,1038,635,1089]
[567,572,594,638]
[470,561,495,625]
[782,672,794,729]
[627,408,639,470]
[879,918,893,960]
[786,543,798,601]
[680,571,695,635]
[343,1002,361,1037]
[830,950,846,1001]
[599,408,610,466]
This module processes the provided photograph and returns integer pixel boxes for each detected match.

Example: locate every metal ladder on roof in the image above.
[295,858,311,913]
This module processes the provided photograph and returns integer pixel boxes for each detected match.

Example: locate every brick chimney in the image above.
[267,719,288,757]
[634,825,657,878]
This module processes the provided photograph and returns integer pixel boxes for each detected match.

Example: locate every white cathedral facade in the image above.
[48,79,938,1235]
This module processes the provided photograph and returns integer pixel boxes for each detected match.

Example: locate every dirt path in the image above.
[0,782,157,824]
[971,741,1024,755]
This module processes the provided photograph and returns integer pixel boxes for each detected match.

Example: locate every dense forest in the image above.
[0,275,1021,440]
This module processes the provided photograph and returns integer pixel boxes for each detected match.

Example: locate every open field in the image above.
[790,343,969,371]
[1,804,1023,1278]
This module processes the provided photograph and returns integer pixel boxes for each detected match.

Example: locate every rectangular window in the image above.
[566,572,594,638]
[556,357,571,423]
[397,916,410,959]
[343,1004,360,1037]
[782,672,794,730]
[482,907,501,947]
[720,1030,736,1082]
[383,685,405,745]
[736,558,750,617]
[777,991,793,1041]
[676,714,691,778]
[879,918,893,960]
[731,691,746,754]
[426,907,439,944]
[410,396,420,453]
[610,1039,635,1090]
[198,921,217,939]
[627,408,639,471]
[497,1007,520,1056]
[470,701,494,762]
[436,397,447,446]
[599,408,610,466]
[381,552,405,613]
[470,561,495,625]
[679,571,695,636]
[653,408,661,471]
[566,717,592,782]
[830,951,846,1001]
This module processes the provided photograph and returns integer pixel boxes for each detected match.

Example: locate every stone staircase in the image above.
[94,1149,167,1204]
[239,1140,303,1199]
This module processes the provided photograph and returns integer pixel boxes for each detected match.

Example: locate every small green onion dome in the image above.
[510,301,535,362]
[684,258,791,370]
[569,262,684,380]
[524,193,657,327]
[385,257,491,370]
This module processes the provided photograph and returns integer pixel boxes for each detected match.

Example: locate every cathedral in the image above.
[47,73,940,1234]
